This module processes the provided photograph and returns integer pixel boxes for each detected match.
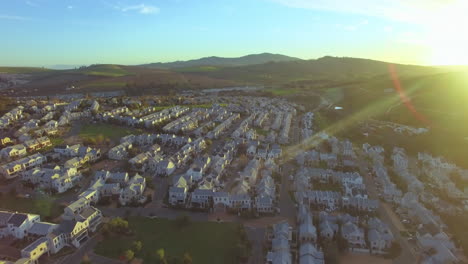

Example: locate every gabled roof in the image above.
[7,213,28,227]
[28,222,57,236]
[57,220,78,233]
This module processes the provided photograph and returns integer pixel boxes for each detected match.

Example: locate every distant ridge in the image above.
[141,53,301,69]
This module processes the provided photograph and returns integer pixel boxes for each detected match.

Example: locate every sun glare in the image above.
[426,0,468,65]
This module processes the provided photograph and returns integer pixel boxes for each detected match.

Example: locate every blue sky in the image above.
[1,0,467,67]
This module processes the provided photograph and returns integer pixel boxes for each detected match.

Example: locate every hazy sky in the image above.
[1,0,467,67]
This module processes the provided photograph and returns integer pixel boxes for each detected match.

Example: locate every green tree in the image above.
[123,249,134,261]
[133,240,143,252]
[156,248,168,264]
[108,217,129,234]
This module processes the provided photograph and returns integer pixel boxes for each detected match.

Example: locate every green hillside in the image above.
[0,67,54,74]
[77,64,133,77]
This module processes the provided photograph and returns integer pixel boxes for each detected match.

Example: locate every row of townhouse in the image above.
[41,111,55,122]
[122,133,191,148]
[99,106,129,121]
[255,170,277,213]
[373,161,403,203]
[169,186,262,213]
[0,137,51,160]
[128,144,162,172]
[302,205,391,254]
[191,120,216,137]
[246,141,282,160]
[416,224,461,263]
[297,205,325,264]
[301,112,314,141]
[21,165,82,193]
[172,160,278,214]
[0,204,102,264]
[191,189,253,211]
[392,147,425,193]
[266,221,293,264]
[328,137,356,158]
[84,170,147,206]
[271,112,283,131]
[162,109,210,133]
[108,141,132,160]
[57,110,91,126]
[184,155,211,182]
[0,153,47,179]
[232,114,255,139]
[206,113,240,139]
[54,144,100,159]
[64,99,82,112]
[239,158,262,186]
[33,126,59,138]
[293,167,363,186]
[168,138,207,172]
[305,190,379,212]
[0,106,24,129]
[278,112,293,144]
[137,106,189,128]
[254,111,269,128]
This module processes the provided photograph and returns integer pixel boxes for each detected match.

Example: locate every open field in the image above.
[0,194,62,220]
[79,124,142,142]
[94,217,244,264]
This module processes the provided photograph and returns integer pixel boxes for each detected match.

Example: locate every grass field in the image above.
[0,194,62,219]
[94,217,244,264]
[79,124,142,142]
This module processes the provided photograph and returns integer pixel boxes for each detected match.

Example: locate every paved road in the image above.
[278,163,296,226]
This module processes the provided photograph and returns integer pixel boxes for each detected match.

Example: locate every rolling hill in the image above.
[0,55,456,97]
[142,53,301,69]
[190,56,446,84]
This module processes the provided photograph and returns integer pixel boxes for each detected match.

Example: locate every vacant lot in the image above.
[94,217,244,264]
[79,124,142,142]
